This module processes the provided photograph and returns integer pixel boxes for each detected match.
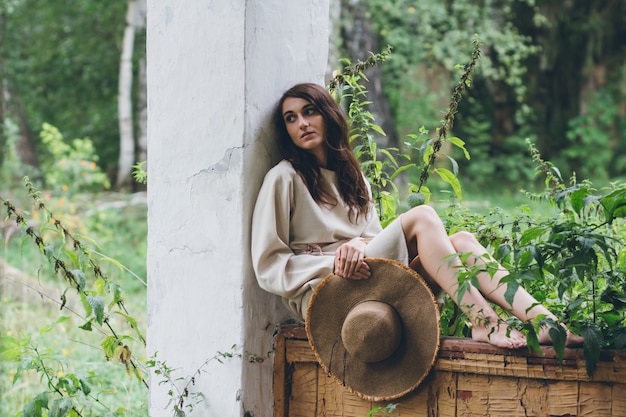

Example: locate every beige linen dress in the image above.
[251,160,408,320]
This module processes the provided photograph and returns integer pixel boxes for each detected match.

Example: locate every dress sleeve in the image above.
[360,204,383,240]
[251,167,334,301]
[360,177,383,239]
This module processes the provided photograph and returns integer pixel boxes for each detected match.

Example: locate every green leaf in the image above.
[49,396,72,417]
[366,407,382,417]
[95,278,106,295]
[79,378,92,396]
[101,336,120,359]
[445,154,459,176]
[87,295,105,325]
[449,136,470,160]
[523,323,541,355]
[76,232,102,249]
[64,250,79,268]
[519,226,549,245]
[99,256,125,272]
[378,192,397,219]
[503,280,519,308]
[494,243,511,261]
[569,187,587,216]
[107,282,124,308]
[115,311,138,330]
[548,324,567,361]
[389,163,416,180]
[435,168,462,202]
[78,319,93,332]
[23,392,49,417]
[581,323,603,376]
[600,188,626,223]
[80,292,92,316]
[70,269,86,291]
[423,144,434,164]
[379,148,399,168]
[40,316,70,335]
[370,123,386,136]
[0,336,24,362]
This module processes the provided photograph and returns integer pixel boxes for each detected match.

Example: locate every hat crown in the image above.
[341,300,402,363]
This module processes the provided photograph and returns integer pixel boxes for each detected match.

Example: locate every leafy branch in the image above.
[147,345,272,417]
[1,177,149,415]
[415,34,480,198]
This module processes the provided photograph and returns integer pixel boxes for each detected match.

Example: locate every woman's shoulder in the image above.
[264,160,298,182]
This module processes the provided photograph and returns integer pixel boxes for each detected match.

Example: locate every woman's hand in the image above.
[334,239,370,280]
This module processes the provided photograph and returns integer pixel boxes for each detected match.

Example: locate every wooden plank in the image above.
[547,380,579,416]
[457,374,489,415]
[275,323,308,339]
[501,355,530,378]
[342,392,374,417]
[273,331,287,417]
[612,384,626,417]
[387,377,430,417]
[425,370,457,417]
[518,378,549,416]
[288,362,318,417]
[579,382,611,417]
[316,371,347,416]
[485,376,526,416]
[285,339,316,363]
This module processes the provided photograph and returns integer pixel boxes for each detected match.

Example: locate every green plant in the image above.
[329,37,476,225]
[132,161,147,184]
[330,46,417,226]
[1,178,146,416]
[366,403,398,416]
[332,39,626,377]
[39,123,111,194]
[147,346,271,417]
[440,142,626,374]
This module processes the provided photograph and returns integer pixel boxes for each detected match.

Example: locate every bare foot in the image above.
[472,323,527,349]
[538,324,584,347]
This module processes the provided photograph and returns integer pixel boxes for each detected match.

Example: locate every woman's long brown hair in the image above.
[274,83,370,221]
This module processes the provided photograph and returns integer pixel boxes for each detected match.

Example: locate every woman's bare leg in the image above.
[400,206,526,348]
[448,231,583,346]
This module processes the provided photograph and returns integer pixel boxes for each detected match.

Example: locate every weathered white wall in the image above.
[147,1,329,416]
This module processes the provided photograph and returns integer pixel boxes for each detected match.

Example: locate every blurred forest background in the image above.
[1,0,625,192]
[1,0,625,415]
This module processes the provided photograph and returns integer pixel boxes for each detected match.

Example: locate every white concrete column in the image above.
[147,1,330,416]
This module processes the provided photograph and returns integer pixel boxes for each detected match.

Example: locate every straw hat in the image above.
[305,258,440,401]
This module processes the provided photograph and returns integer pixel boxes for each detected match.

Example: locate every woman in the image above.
[251,82,582,349]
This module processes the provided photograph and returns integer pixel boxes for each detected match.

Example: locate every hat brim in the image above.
[305,258,441,401]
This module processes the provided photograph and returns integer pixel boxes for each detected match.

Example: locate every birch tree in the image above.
[117,0,139,188]
[136,0,147,172]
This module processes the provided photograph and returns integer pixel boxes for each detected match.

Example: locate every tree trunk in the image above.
[116,0,138,189]
[339,0,397,149]
[136,0,147,185]
[8,90,40,170]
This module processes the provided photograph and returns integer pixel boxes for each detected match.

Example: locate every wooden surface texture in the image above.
[274,323,626,417]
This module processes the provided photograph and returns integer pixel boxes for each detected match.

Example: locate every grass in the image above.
[0,190,148,416]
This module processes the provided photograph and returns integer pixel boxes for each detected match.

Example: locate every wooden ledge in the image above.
[274,323,626,383]
[273,323,626,416]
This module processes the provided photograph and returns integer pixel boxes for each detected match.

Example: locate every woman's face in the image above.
[282,97,328,166]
